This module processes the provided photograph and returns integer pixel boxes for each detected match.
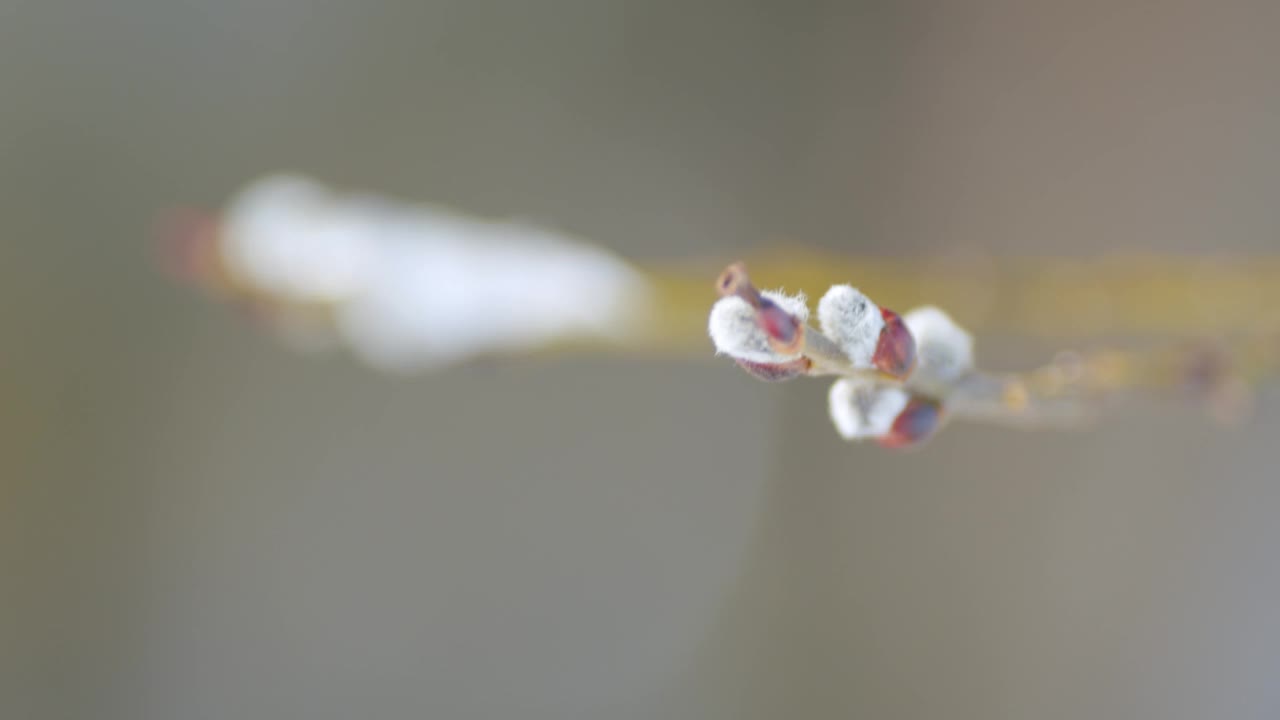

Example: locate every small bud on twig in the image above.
[817,285,883,367]
[876,397,944,448]
[715,262,806,356]
[902,306,974,398]
[818,285,917,379]
[828,378,910,441]
[709,263,811,367]
[872,308,917,380]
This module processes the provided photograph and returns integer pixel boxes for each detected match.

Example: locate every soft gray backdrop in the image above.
[4,1,1280,718]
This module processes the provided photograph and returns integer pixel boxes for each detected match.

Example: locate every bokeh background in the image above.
[5,1,1280,718]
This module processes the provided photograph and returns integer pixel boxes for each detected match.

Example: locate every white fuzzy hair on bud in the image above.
[903,306,974,397]
[708,291,808,364]
[828,377,909,440]
[817,285,884,368]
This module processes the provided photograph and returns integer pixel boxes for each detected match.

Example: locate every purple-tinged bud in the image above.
[756,298,805,355]
[710,262,808,360]
[876,397,942,448]
[872,308,917,379]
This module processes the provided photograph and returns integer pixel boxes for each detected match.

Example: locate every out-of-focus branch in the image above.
[160,172,1280,439]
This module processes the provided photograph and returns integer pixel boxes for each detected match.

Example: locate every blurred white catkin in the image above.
[210,174,653,371]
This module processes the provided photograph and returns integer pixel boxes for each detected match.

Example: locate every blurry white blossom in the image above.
[827,377,909,440]
[902,306,975,398]
[215,174,651,371]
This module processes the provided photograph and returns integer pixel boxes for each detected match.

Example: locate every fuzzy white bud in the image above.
[817,285,885,367]
[827,377,910,440]
[903,306,974,397]
[708,291,808,364]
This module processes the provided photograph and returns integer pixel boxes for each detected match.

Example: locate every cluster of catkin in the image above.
[708,263,979,448]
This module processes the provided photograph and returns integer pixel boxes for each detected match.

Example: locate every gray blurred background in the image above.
[5,1,1280,718]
